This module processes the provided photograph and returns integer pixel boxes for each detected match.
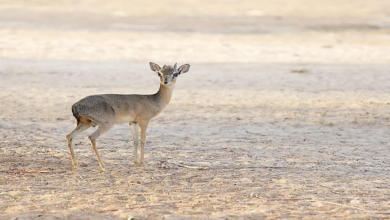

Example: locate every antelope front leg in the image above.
[138,121,149,166]
[130,122,140,166]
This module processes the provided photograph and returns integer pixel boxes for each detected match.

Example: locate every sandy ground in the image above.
[1,0,390,219]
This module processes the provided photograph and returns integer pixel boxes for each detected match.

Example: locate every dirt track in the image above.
[1,1,390,219]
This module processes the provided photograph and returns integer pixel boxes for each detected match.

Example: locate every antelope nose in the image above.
[164,81,168,84]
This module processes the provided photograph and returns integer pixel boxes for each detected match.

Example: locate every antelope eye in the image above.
[158,73,162,77]
[173,73,178,77]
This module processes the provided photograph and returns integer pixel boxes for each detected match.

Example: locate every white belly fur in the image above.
[115,115,136,124]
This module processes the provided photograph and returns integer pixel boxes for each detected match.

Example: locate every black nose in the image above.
[164,81,168,84]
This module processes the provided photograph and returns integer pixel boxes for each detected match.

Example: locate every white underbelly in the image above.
[115,115,136,124]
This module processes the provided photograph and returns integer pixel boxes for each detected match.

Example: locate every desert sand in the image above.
[0,0,390,219]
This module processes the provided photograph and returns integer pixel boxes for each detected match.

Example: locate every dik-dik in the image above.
[66,62,191,171]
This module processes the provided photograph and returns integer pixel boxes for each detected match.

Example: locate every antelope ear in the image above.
[178,64,190,74]
[173,63,177,71]
[149,62,161,72]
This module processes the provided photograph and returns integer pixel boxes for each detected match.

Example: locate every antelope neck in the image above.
[155,83,175,106]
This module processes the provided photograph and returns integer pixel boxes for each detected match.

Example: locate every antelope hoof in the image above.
[134,161,142,167]
[72,163,79,169]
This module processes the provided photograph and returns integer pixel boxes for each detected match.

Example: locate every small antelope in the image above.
[66,62,191,171]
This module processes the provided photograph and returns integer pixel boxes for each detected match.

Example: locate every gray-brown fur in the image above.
[66,62,191,171]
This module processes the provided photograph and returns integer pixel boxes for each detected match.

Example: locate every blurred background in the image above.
[0,0,389,63]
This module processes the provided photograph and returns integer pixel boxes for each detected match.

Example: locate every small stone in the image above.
[350,199,360,204]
